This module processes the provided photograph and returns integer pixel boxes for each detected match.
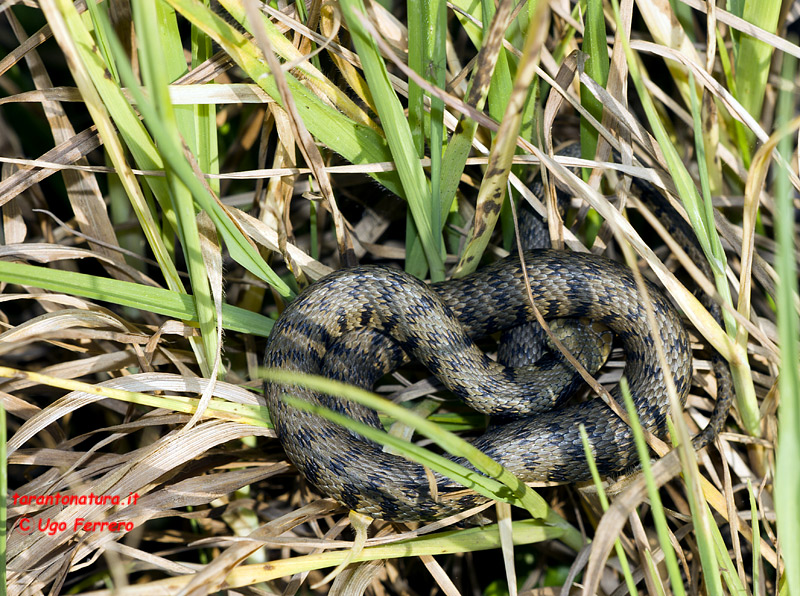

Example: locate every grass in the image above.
[0,0,798,594]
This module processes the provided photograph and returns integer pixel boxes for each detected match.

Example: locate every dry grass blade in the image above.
[0,126,104,207]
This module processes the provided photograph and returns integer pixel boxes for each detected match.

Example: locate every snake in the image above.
[262,148,732,522]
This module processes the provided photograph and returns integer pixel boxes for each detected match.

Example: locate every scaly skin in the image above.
[263,250,691,521]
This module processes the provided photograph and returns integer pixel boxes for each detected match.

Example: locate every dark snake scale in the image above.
[263,153,733,521]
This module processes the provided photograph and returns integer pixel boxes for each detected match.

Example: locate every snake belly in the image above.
[263,249,692,521]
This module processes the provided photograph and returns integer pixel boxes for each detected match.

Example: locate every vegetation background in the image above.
[0,0,798,594]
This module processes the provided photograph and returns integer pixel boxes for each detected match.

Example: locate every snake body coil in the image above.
[263,250,693,521]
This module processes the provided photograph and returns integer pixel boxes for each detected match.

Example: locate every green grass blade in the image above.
[427,0,447,245]
[731,0,782,132]
[134,0,217,375]
[403,0,447,279]
[749,480,762,596]
[687,70,736,335]
[0,260,274,337]
[82,0,119,83]
[403,0,426,278]
[54,0,292,301]
[666,414,723,596]
[337,0,445,279]
[190,3,218,195]
[480,0,514,252]
[517,0,541,146]
[267,371,542,515]
[48,0,185,294]
[483,0,512,127]
[220,0,380,132]
[284,394,527,508]
[610,0,759,441]
[579,0,609,168]
[643,550,668,596]
[773,48,800,596]
[96,6,292,300]
[407,0,425,156]
[707,508,747,595]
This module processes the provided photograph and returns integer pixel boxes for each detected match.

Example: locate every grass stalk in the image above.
[0,365,270,427]
[133,0,217,375]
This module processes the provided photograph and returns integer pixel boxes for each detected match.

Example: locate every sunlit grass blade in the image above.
[54,0,216,374]
[642,549,667,596]
[0,366,270,427]
[75,518,564,594]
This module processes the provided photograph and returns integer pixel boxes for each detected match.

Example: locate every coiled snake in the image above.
[263,152,732,521]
